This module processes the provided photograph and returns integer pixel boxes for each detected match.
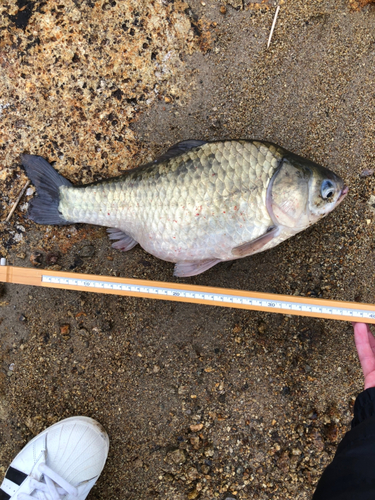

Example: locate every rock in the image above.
[312,431,325,451]
[18,314,27,322]
[30,251,43,267]
[60,324,70,336]
[324,423,338,442]
[187,490,199,499]
[225,0,243,9]
[190,423,203,432]
[49,265,62,271]
[190,435,200,449]
[70,257,83,269]
[218,393,226,403]
[133,458,143,469]
[367,195,375,215]
[186,467,199,481]
[291,448,301,456]
[258,322,266,334]
[79,245,95,257]
[46,252,60,265]
[16,252,26,259]
[166,449,186,465]
[360,168,374,177]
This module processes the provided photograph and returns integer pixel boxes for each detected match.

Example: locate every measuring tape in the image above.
[1,260,374,323]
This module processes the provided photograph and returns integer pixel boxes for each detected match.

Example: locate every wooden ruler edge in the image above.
[1,265,374,323]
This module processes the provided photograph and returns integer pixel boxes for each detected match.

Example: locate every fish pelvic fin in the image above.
[107,228,138,251]
[232,226,279,257]
[21,154,72,225]
[173,258,221,277]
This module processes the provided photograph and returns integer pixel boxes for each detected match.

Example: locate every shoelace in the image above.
[17,463,78,500]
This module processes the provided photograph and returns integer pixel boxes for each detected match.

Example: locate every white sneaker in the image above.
[0,416,109,500]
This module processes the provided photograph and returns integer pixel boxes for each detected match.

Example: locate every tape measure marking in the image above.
[42,275,375,321]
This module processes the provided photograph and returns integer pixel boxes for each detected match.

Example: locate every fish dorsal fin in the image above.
[154,140,207,164]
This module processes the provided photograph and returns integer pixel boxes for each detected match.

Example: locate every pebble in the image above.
[226,0,243,8]
[60,324,70,336]
[133,458,143,469]
[190,423,203,432]
[258,322,266,333]
[190,435,200,449]
[48,265,62,271]
[186,467,199,481]
[360,169,374,177]
[1,3,372,500]
[187,490,199,500]
[79,245,95,257]
[166,449,186,465]
[30,252,43,267]
[46,252,60,265]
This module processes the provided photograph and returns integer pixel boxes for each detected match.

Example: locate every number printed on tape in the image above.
[40,275,375,322]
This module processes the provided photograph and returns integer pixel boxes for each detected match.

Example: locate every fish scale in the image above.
[58,141,281,263]
[22,139,347,277]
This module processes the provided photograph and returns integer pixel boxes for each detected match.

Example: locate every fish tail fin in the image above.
[21,154,73,225]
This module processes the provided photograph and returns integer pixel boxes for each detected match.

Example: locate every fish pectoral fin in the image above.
[154,140,207,164]
[107,228,138,252]
[173,259,221,277]
[232,227,279,257]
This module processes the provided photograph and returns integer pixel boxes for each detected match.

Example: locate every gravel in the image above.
[0,0,375,499]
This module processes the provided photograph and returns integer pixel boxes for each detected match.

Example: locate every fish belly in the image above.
[59,141,283,262]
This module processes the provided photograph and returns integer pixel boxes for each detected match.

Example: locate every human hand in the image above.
[353,323,375,390]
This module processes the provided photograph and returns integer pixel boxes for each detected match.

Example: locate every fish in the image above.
[21,140,348,277]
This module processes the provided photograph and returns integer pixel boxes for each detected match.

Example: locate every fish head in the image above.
[267,152,348,231]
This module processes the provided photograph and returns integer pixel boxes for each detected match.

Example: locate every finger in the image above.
[368,327,375,351]
[364,372,375,390]
[354,323,375,378]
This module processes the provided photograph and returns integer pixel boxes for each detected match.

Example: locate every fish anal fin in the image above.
[173,258,221,277]
[107,228,138,252]
[232,227,279,257]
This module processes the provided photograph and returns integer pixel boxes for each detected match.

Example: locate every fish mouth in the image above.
[337,185,349,204]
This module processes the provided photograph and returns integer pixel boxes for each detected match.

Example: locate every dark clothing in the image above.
[313,388,375,500]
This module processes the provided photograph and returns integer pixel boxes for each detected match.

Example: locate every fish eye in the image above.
[321,179,335,200]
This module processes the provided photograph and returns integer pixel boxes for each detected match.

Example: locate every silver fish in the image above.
[22,140,348,277]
